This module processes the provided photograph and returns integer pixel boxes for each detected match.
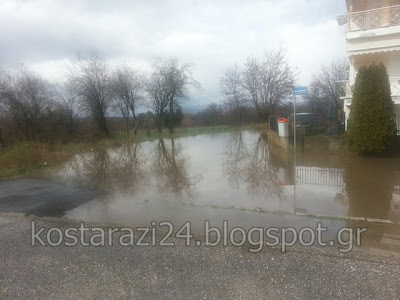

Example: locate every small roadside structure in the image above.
[277,118,289,137]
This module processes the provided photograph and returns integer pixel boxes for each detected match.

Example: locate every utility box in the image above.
[277,118,289,137]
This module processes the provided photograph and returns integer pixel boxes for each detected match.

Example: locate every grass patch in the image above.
[0,143,68,179]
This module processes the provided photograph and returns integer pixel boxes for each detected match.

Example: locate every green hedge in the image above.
[346,63,397,154]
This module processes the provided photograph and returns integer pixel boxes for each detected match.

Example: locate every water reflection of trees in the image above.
[152,138,201,197]
[60,143,147,194]
[82,149,114,190]
[55,138,200,198]
[222,131,249,188]
[112,143,148,194]
[222,132,284,199]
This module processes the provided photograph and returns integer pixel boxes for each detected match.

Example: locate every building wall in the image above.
[387,52,400,78]
[344,0,400,133]
[350,52,400,81]
[365,0,393,10]
[347,0,400,13]
[350,53,389,85]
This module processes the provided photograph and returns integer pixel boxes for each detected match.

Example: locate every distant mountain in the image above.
[181,104,208,114]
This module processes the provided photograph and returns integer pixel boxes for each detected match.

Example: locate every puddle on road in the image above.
[48,130,400,250]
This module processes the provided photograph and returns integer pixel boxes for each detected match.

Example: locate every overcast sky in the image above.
[0,0,347,106]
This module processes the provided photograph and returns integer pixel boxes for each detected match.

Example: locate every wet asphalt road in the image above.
[0,214,399,300]
[0,179,100,217]
[0,179,400,299]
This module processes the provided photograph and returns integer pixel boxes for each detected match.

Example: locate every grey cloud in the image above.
[0,0,347,105]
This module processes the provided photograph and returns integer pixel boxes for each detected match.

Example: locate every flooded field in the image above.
[47,130,400,250]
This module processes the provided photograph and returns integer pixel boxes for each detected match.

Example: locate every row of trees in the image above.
[0,55,200,144]
[219,50,351,124]
[67,56,201,135]
[0,49,353,146]
[219,48,297,123]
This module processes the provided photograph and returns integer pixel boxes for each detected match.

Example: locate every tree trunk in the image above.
[99,115,110,137]
[132,112,138,135]
[169,101,174,133]
[125,117,130,135]
[0,127,4,148]
[254,102,263,121]
[158,111,163,132]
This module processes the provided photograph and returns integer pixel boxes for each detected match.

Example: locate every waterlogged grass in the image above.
[0,143,68,179]
[137,125,237,140]
[0,124,266,180]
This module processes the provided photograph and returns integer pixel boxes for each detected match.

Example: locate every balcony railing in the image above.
[347,5,400,31]
[343,78,400,101]
[343,80,400,135]
[391,77,400,98]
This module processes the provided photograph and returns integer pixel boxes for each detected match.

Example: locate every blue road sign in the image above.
[294,86,308,96]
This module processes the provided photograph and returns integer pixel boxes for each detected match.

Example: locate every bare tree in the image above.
[69,54,112,136]
[0,65,52,140]
[146,58,201,133]
[306,58,349,121]
[220,64,248,124]
[55,81,80,134]
[242,48,296,121]
[113,93,131,134]
[110,64,144,134]
[146,70,170,133]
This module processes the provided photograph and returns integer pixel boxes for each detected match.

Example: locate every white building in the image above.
[339,0,400,134]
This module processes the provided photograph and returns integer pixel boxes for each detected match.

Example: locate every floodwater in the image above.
[48,130,400,250]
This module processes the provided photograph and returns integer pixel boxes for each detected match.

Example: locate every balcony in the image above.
[343,78,400,105]
[340,5,400,32]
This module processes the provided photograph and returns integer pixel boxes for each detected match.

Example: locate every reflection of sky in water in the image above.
[48,130,400,228]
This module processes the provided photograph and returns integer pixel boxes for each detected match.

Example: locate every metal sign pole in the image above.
[292,86,307,214]
[293,95,296,214]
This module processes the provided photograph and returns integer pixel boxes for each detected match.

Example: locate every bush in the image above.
[346,63,397,154]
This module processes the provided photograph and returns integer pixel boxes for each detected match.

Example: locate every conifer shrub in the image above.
[346,63,397,154]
